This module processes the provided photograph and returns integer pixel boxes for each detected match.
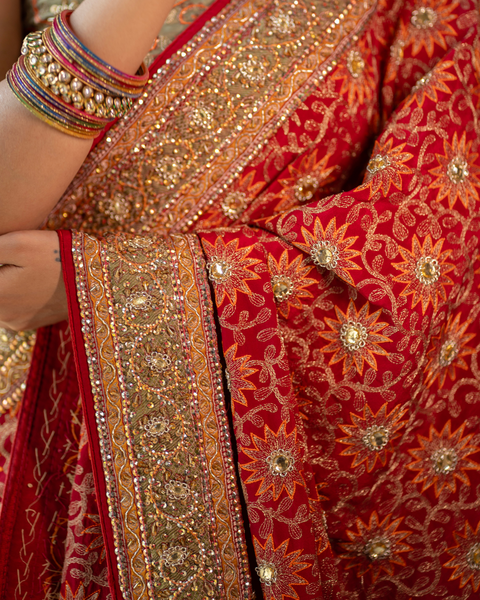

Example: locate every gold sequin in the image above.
[415,256,440,285]
[269,10,296,35]
[447,158,469,184]
[365,538,391,561]
[256,562,277,585]
[271,275,294,302]
[340,321,368,352]
[431,448,458,474]
[347,49,365,78]
[411,6,437,29]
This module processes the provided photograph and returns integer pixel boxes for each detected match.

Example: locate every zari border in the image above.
[173,233,251,597]
[68,230,251,600]
[48,0,377,235]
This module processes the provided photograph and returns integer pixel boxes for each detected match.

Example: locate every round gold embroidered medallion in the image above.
[415,256,440,285]
[365,538,391,561]
[362,426,390,451]
[340,321,368,352]
[431,448,458,474]
[411,7,437,29]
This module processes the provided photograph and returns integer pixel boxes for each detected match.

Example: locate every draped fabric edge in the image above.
[60,229,253,600]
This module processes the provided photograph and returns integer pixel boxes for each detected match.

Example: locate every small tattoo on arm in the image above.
[54,249,62,263]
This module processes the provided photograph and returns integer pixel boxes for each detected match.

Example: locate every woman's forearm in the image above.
[0,0,174,236]
[0,0,22,80]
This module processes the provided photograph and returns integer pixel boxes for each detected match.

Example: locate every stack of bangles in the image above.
[7,10,149,138]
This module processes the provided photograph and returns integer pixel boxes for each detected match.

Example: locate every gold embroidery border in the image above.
[73,233,141,598]
[49,0,376,235]
[73,231,250,600]
[173,233,251,597]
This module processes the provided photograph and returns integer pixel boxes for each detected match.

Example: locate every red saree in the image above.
[1,0,480,598]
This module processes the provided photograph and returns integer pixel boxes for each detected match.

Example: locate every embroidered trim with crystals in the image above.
[72,231,251,599]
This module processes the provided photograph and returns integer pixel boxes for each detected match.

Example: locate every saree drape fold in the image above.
[1,0,480,598]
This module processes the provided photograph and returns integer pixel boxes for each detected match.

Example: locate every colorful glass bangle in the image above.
[9,13,149,139]
[21,31,134,122]
[8,59,104,138]
[52,11,149,97]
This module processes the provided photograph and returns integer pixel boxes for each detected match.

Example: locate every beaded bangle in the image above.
[8,11,149,138]
[8,57,105,138]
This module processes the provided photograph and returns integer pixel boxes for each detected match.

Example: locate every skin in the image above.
[0,0,22,80]
[0,232,67,332]
[0,0,175,331]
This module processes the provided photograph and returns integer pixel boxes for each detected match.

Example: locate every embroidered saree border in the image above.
[47,0,376,235]
[70,230,250,600]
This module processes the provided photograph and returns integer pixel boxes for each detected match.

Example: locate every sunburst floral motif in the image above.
[273,149,336,212]
[339,512,412,583]
[407,60,456,107]
[267,250,317,318]
[224,343,257,408]
[362,139,413,197]
[445,520,480,592]
[332,42,375,106]
[393,234,454,313]
[424,312,475,388]
[429,132,480,209]
[406,421,480,497]
[254,535,309,600]
[203,236,261,306]
[319,300,392,375]
[405,0,458,58]
[338,404,409,472]
[241,422,305,500]
[297,217,361,286]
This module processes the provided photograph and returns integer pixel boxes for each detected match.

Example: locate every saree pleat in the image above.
[1,0,480,598]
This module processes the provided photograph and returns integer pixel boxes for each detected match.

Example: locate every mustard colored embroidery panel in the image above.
[72,231,250,600]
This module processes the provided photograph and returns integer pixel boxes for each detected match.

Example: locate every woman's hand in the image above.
[0,231,68,332]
